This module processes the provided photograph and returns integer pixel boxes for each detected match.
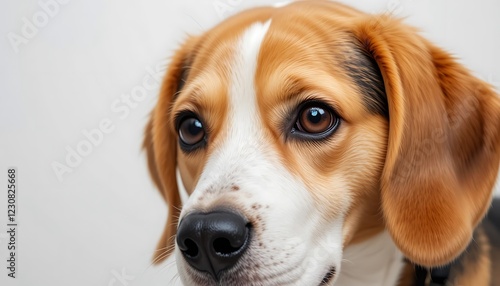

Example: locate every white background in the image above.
[1,0,499,285]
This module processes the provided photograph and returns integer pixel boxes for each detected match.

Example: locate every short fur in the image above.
[144,1,500,284]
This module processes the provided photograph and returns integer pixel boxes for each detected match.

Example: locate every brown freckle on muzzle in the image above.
[251,203,262,210]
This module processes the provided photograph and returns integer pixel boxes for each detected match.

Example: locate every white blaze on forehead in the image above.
[196,20,274,187]
[180,19,275,207]
[229,20,271,129]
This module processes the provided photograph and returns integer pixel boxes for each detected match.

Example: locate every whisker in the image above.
[172,205,183,212]
[145,252,173,272]
[154,245,174,252]
[160,258,178,273]
[182,12,205,32]
[168,272,181,286]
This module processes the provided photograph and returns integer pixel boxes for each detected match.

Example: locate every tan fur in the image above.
[144,1,500,281]
[353,16,500,266]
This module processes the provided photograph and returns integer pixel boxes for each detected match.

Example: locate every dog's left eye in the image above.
[292,102,339,138]
[178,117,205,148]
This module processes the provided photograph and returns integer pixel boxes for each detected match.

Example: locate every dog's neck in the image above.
[336,231,404,286]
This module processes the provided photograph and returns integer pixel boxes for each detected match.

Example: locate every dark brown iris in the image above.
[179,117,205,145]
[297,106,334,134]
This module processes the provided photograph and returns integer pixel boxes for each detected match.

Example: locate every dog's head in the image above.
[143,1,500,285]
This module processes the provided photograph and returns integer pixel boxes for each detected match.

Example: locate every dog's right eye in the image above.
[178,117,205,149]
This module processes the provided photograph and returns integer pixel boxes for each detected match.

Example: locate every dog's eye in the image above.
[292,102,339,139]
[298,106,332,133]
[179,117,205,147]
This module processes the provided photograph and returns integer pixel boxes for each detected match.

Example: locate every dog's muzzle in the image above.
[176,211,251,281]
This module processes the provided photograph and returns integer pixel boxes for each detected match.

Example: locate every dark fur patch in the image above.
[486,198,500,231]
[447,230,481,280]
[483,198,500,286]
[343,41,388,117]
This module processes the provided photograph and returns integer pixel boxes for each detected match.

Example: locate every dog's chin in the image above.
[176,254,338,286]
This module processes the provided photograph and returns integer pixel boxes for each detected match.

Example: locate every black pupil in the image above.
[187,119,203,135]
[307,107,325,124]
[179,117,204,146]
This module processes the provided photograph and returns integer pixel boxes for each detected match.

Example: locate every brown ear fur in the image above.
[143,36,199,264]
[354,16,500,266]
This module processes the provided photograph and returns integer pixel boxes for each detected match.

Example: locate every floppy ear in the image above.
[143,36,199,264]
[354,16,500,266]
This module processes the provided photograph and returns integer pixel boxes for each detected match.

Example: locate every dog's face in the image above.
[144,2,500,285]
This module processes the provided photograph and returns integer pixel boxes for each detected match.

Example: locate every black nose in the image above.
[176,211,250,280]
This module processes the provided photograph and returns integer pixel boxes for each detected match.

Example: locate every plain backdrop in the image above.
[1,0,499,285]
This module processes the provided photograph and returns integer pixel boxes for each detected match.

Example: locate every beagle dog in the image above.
[143,1,500,285]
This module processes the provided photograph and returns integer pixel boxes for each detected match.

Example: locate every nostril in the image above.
[183,238,199,258]
[213,238,240,256]
[212,223,251,256]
